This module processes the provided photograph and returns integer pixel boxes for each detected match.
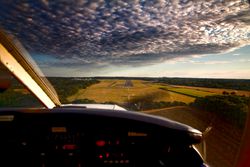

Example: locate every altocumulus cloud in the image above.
[0,0,250,67]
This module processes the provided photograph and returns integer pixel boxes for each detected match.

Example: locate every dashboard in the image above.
[0,107,205,167]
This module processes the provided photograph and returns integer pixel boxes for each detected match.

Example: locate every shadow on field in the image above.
[125,92,186,111]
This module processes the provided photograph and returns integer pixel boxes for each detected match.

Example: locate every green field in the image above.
[67,79,217,105]
[160,86,215,98]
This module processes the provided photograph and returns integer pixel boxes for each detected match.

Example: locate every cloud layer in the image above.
[0,0,250,68]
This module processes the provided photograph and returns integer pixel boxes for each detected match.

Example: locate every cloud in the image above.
[188,60,230,65]
[238,59,250,62]
[0,0,249,72]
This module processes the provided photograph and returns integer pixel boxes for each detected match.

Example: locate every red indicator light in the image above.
[99,154,103,159]
[96,140,106,147]
[62,144,77,150]
[106,152,110,158]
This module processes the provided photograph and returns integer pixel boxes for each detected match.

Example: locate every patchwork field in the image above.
[68,79,250,105]
[67,79,195,104]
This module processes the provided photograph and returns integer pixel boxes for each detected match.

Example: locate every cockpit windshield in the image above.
[0,1,250,167]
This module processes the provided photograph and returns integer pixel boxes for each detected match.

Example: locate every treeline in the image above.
[0,77,100,106]
[63,77,250,91]
[191,95,250,128]
[48,77,100,103]
[0,90,42,107]
[0,79,42,107]
[157,78,250,91]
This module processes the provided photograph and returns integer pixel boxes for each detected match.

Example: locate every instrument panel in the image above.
[0,108,204,167]
[44,126,151,166]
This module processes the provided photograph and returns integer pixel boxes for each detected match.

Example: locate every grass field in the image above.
[67,80,195,104]
[13,88,30,94]
[67,79,250,106]
[173,85,250,96]
[160,86,216,98]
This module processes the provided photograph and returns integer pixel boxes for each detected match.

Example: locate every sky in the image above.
[0,0,250,78]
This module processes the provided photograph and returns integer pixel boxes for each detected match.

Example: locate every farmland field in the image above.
[67,79,250,106]
[67,79,195,104]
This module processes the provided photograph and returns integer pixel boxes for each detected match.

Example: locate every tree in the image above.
[191,95,249,128]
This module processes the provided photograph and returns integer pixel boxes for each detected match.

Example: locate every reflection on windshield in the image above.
[0,64,42,108]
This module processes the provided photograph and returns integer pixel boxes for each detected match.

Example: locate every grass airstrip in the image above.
[67,80,218,104]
